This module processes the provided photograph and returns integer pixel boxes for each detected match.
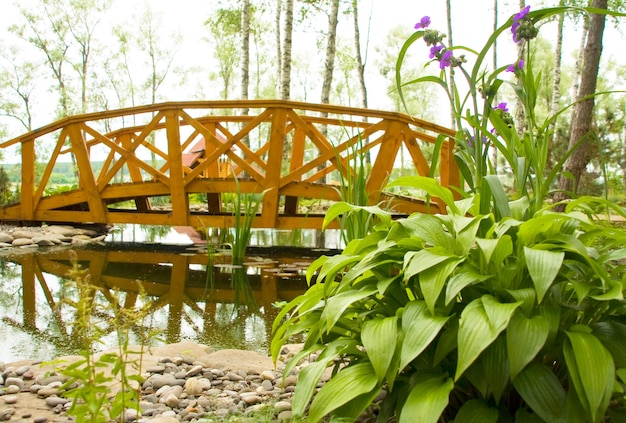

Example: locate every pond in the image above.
[0,225,343,363]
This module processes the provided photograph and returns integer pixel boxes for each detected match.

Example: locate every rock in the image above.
[3,395,18,405]
[45,396,69,407]
[274,400,292,411]
[5,377,24,390]
[12,238,34,246]
[5,385,20,394]
[0,233,13,243]
[278,410,293,421]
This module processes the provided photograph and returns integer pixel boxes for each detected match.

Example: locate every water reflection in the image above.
[0,240,334,363]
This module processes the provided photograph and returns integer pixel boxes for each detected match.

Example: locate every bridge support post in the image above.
[260,108,287,227]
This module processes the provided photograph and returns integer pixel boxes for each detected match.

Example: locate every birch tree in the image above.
[555,0,608,204]
[280,0,294,99]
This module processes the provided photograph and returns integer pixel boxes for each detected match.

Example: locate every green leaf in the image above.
[484,175,511,219]
[321,286,378,333]
[290,340,352,417]
[480,336,509,404]
[420,257,463,314]
[453,399,499,423]
[513,363,567,423]
[456,295,520,380]
[564,328,615,423]
[592,321,626,368]
[307,362,379,423]
[400,301,451,370]
[404,248,453,282]
[507,312,550,379]
[445,267,490,305]
[362,316,398,383]
[399,373,454,423]
[524,247,564,303]
[386,176,460,215]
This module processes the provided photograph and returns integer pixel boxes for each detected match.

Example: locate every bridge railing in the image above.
[0,100,459,228]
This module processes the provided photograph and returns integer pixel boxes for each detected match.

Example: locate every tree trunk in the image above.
[275,0,282,96]
[549,7,564,141]
[554,0,607,208]
[280,0,293,100]
[320,0,339,106]
[241,0,250,102]
[352,0,368,109]
[318,0,340,184]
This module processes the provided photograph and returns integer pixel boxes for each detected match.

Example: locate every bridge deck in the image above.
[0,100,459,228]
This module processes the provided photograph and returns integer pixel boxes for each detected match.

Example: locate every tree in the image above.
[206,7,240,100]
[555,0,608,205]
[320,0,340,107]
[241,0,251,102]
[280,0,294,99]
[351,0,370,109]
[0,45,37,132]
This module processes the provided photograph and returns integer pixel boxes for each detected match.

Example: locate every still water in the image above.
[0,225,343,363]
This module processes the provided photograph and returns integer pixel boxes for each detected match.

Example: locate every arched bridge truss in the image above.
[0,100,459,229]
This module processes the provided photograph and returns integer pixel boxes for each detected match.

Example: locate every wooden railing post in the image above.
[165,110,189,225]
[440,137,461,198]
[68,123,108,223]
[261,108,287,227]
[20,138,35,221]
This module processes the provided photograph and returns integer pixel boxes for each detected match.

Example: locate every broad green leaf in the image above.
[445,268,490,305]
[590,280,624,301]
[506,288,537,316]
[515,409,546,423]
[420,257,462,314]
[399,214,454,250]
[524,247,564,303]
[362,316,398,382]
[386,176,459,215]
[316,254,362,291]
[480,336,509,403]
[290,340,352,416]
[476,236,512,266]
[307,362,378,423]
[507,312,550,379]
[399,373,454,423]
[513,363,567,423]
[484,174,511,219]
[456,295,520,380]
[453,399,499,423]
[592,321,626,368]
[404,248,453,282]
[400,301,451,370]
[322,201,392,230]
[321,286,378,333]
[564,328,615,423]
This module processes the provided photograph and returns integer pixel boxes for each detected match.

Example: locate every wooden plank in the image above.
[366,120,404,203]
[68,124,108,223]
[285,128,306,214]
[20,138,35,220]
[440,137,461,198]
[165,111,189,225]
[260,108,286,227]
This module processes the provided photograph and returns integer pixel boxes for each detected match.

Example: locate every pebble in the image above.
[3,395,18,405]
[0,346,385,422]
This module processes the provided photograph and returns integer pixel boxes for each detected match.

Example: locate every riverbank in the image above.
[0,342,308,422]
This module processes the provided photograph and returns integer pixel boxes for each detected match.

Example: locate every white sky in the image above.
[0,0,624,123]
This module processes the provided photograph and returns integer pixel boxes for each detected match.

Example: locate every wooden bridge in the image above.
[0,100,459,229]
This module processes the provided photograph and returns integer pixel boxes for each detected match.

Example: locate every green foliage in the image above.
[396,6,626,217]
[52,251,157,422]
[271,181,626,422]
[332,133,376,243]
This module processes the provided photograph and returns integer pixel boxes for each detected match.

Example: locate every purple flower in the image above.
[494,102,509,112]
[506,59,524,72]
[429,44,444,59]
[439,50,454,69]
[512,5,532,43]
[415,16,431,29]
[514,5,531,21]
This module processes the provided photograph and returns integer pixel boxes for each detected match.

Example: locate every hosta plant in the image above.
[271,178,626,422]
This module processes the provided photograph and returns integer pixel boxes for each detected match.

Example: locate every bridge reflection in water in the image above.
[1,243,326,362]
